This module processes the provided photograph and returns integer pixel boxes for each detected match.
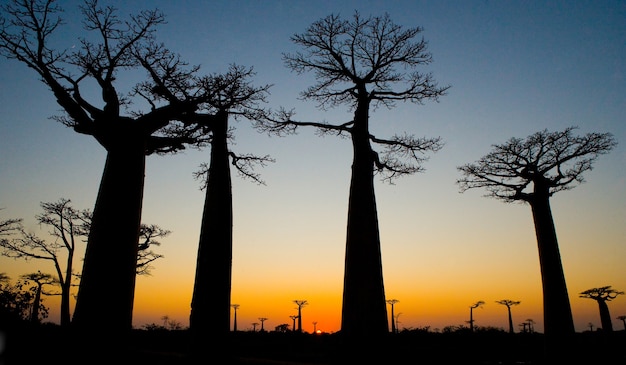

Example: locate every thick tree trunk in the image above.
[529,189,575,357]
[341,100,388,338]
[72,145,145,334]
[597,300,613,332]
[190,112,233,338]
[507,307,514,334]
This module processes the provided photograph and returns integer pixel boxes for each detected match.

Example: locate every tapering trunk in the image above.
[341,98,388,337]
[72,144,145,333]
[529,186,575,357]
[598,300,613,332]
[60,251,73,327]
[30,285,42,323]
[190,111,233,337]
[507,307,514,334]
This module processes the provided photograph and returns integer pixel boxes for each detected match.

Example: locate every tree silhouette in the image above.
[260,11,448,338]
[579,286,624,332]
[293,299,308,333]
[457,127,616,354]
[386,299,399,334]
[0,199,169,326]
[616,315,626,331]
[258,317,268,332]
[290,315,299,332]
[231,304,240,332]
[0,0,213,333]
[495,299,521,333]
[467,301,484,332]
[20,271,55,323]
[0,273,47,325]
[188,64,272,339]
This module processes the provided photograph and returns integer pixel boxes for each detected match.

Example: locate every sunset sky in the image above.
[0,0,624,334]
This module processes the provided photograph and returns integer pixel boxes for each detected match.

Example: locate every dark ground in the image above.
[2,324,625,364]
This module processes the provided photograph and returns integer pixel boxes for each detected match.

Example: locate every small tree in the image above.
[616,315,626,331]
[260,11,448,338]
[0,273,48,327]
[468,300,485,332]
[293,299,308,333]
[495,299,521,333]
[20,271,55,324]
[579,286,624,332]
[457,127,616,355]
[386,299,400,334]
[0,199,168,326]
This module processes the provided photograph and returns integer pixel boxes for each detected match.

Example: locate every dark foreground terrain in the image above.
[2,324,625,364]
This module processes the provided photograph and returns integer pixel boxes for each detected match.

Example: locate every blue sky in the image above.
[0,0,624,333]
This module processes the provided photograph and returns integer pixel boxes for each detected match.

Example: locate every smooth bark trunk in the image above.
[598,300,613,331]
[341,99,388,338]
[72,145,145,333]
[529,188,575,358]
[190,112,233,338]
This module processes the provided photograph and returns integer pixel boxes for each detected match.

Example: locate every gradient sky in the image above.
[1,0,625,334]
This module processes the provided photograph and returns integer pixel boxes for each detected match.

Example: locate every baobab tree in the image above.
[20,271,55,324]
[386,299,400,334]
[260,11,448,338]
[258,317,268,332]
[457,127,616,355]
[616,315,626,330]
[187,65,272,339]
[495,299,521,333]
[579,286,624,332]
[0,0,213,333]
[290,315,299,332]
[231,304,240,332]
[293,299,308,333]
[467,300,484,332]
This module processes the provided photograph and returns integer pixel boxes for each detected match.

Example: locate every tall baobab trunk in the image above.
[529,184,575,356]
[597,299,614,332]
[506,306,514,334]
[73,143,145,333]
[341,98,388,337]
[190,111,233,337]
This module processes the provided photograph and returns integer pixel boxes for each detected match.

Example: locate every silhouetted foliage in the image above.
[496,299,521,334]
[259,11,449,338]
[457,126,617,357]
[0,0,216,334]
[0,199,169,326]
[579,286,624,332]
[0,273,49,328]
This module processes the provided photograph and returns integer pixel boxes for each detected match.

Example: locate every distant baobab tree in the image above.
[579,286,624,332]
[258,317,268,332]
[616,315,626,331]
[457,127,617,355]
[0,0,216,333]
[251,322,259,332]
[289,315,299,332]
[313,321,318,333]
[20,271,55,324]
[467,301,485,332]
[231,304,240,332]
[386,299,400,334]
[260,11,449,338]
[293,300,308,333]
[495,299,521,333]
